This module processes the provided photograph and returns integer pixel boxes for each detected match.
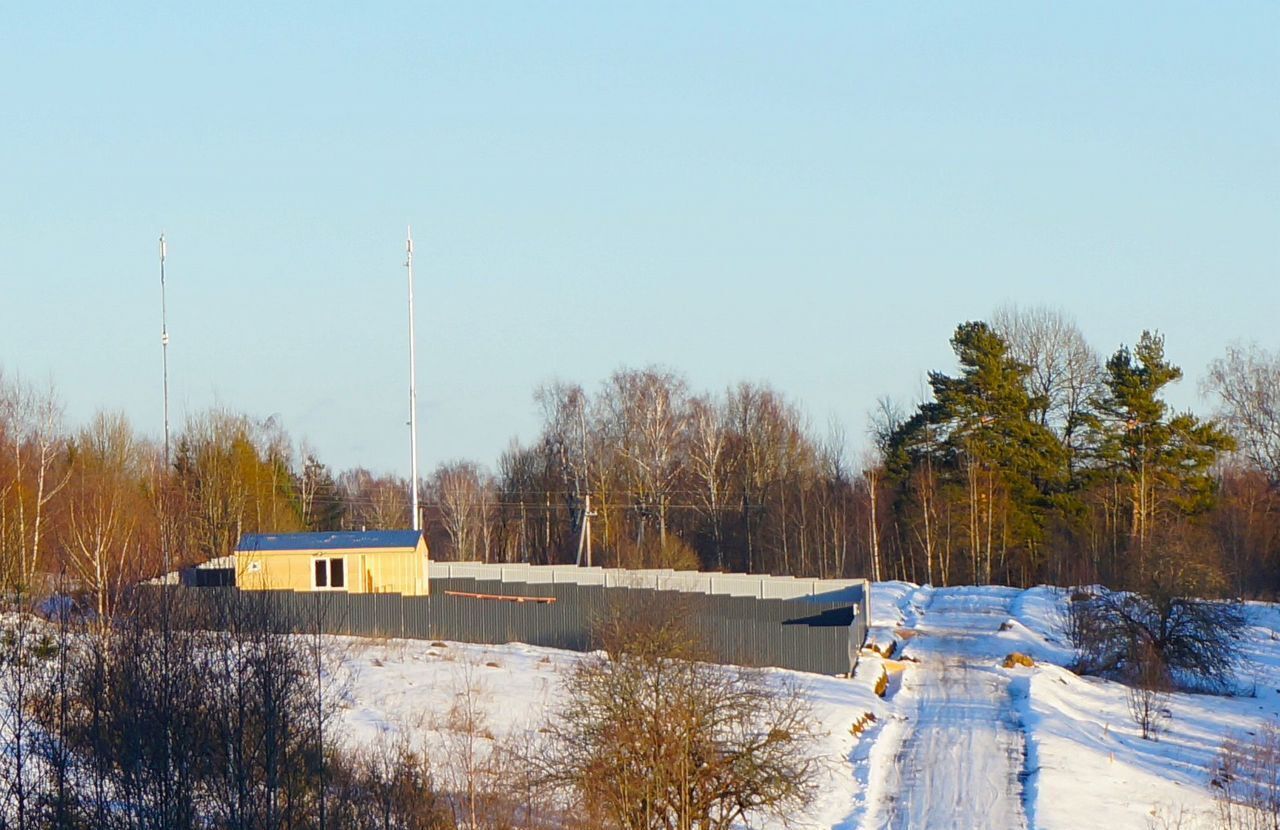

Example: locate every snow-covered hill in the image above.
[330,583,1280,829]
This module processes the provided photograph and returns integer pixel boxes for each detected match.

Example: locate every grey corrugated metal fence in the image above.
[159,577,868,675]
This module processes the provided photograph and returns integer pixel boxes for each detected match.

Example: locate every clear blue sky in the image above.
[2,3,1276,476]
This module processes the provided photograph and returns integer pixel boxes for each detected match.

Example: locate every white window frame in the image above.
[313,556,347,591]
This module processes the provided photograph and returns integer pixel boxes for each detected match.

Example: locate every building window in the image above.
[314,557,346,590]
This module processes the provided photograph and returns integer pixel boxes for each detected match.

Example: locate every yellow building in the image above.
[234,530,430,596]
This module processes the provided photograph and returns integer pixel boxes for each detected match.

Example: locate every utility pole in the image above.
[405,228,421,532]
[576,493,596,567]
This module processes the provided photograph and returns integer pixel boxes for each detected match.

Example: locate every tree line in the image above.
[877,309,1278,596]
[2,305,1278,599]
[425,306,1280,598]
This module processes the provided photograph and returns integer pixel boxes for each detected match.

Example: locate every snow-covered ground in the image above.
[325,634,887,829]
[327,583,1280,829]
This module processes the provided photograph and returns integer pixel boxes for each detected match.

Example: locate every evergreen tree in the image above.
[889,322,1064,584]
[1090,331,1235,579]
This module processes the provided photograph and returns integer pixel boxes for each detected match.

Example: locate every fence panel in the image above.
[170,577,868,676]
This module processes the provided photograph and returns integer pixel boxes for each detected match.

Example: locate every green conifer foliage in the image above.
[1090,332,1235,572]
[889,322,1065,584]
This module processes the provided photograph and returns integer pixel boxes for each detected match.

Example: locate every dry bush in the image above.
[542,605,822,830]
[609,533,702,571]
[435,659,499,828]
[7,588,340,830]
[1213,719,1280,830]
[590,589,707,664]
[328,731,451,830]
[429,658,544,830]
[1125,640,1172,741]
[1146,802,1213,830]
[1068,525,1249,693]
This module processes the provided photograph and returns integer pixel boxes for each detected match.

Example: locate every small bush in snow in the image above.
[1125,640,1172,741]
[1212,719,1280,829]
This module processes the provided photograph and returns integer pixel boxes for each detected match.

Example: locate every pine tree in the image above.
[1090,331,1235,579]
[889,322,1065,584]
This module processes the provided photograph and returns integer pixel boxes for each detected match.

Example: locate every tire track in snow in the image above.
[877,588,1029,830]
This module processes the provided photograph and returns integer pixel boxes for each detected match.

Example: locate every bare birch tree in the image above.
[0,371,69,589]
[687,394,729,569]
[64,411,148,627]
[431,461,492,561]
[598,368,689,547]
[726,383,807,573]
[535,381,594,545]
[992,304,1103,472]
[339,468,411,530]
[1206,342,1280,485]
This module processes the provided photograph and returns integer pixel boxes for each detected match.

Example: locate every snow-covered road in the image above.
[879,587,1029,830]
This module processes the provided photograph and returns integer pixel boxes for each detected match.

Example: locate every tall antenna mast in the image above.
[160,234,171,467]
[405,227,421,531]
[159,233,172,575]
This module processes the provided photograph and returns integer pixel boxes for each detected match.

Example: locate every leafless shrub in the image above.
[542,604,822,830]
[591,590,706,664]
[328,731,451,830]
[1147,802,1212,830]
[1125,640,1172,741]
[609,533,702,571]
[0,597,49,829]
[1213,720,1280,830]
[7,587,352,830]
[430,658,529,829]
[1067,587,1246,692]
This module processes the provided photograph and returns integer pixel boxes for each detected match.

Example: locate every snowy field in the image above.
[327,583,1280,830]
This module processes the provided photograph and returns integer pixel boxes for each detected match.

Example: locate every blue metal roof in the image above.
[236,530,423,552]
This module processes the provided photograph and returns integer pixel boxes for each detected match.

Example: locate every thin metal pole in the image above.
[585,493,593,568]
[158,233,174,813]
[159,233,171,576]
[406,227,421,531]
